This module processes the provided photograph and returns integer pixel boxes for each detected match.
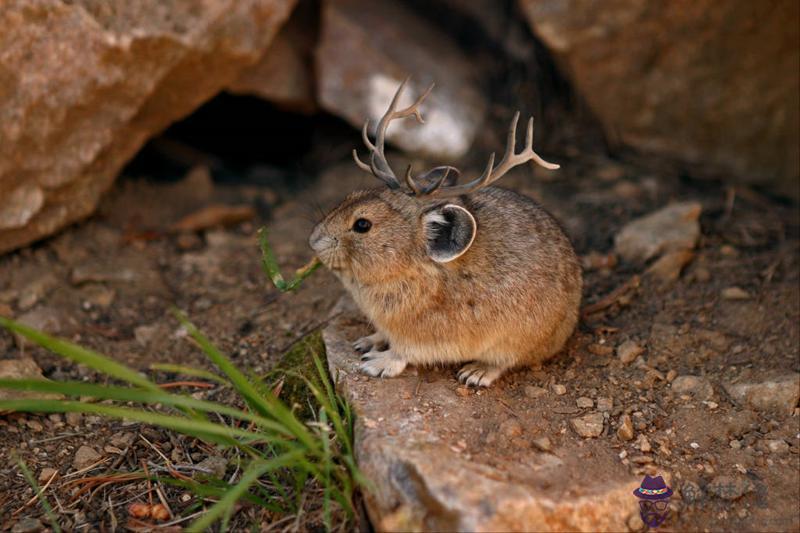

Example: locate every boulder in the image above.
[0,0,297,255]
[324,297,639,531]
[316,0,486,160]
[519,0,800,198]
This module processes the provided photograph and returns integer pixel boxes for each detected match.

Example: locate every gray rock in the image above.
[596,397,613,412]
[316,0,486,160]
[723,373,800,416]
[570,413,604,438]
[0,0,297,255]
[613,202,701,263]
[196,455,228,479]
[323,297,638,531]
[576,397,594,409]
[671,375,714,401]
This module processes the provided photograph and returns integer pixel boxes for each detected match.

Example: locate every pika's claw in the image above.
[359,349,407,378]
[457,362,504,387]
[352,331,389,354]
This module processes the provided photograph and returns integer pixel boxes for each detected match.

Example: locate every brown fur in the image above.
[309,185,582,386]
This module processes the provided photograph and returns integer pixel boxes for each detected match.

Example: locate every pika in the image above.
[310,80,581,387]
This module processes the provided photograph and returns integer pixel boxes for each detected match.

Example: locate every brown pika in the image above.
[310,79,582,387]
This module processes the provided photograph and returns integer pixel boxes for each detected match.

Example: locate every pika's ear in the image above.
[423,204,477,263]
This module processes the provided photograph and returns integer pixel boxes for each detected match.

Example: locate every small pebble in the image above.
[72,445,102,470]
[617,340,644,364]
[690,442,700,449]
[617,414,635,441]
[37,467,58,483]
[637,435,652,453]
[532,436,553,452]
[570,413,604,438]
[550,383,567,396]
[455,386,471,397]
[722,286,750,300]
[596,397,613,412]
[524,385,548,398]
[576,397,593,409]
[499,418,523,438]
[766,439,789,454]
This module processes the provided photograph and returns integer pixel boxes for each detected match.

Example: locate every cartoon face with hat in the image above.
[633,475,673,528]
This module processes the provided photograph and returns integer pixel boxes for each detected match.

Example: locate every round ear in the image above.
[423,204,477,263]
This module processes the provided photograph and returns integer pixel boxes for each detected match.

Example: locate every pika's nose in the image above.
[309,225,331,252]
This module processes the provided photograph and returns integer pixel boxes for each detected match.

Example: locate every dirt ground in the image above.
[0,130,798,531]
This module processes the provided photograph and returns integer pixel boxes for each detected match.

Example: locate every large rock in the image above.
[324,297,639,531]
[614,202,701,264]
[0,0,297,255]
[316,0,486,160]
[520,1,800,197]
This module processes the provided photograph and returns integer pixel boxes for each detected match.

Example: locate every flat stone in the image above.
[576,397,594,409]
[646,249,695,281]
[37,467,58,483]
[613,202,701,263]
[550,383,567,395]
[570,413,604,438]
[723,373,800,416]
[323,297,638,531]
[596,397,613,412]
[722,286,751,300]
[11,518,43,533]
[316,0,486,160]
[525,385,548,399]
[72,445,102,471]
[671,375,714,401]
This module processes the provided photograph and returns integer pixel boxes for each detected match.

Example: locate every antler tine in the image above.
[404,165,423,195]
[485,113,559,185]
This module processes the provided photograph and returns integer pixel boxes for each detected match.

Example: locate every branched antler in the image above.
[353,78,559,197]
[353,78,433,189]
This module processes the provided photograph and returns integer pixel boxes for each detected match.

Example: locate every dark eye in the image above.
[352,218,372,233]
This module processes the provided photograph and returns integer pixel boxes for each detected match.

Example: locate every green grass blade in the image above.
[0,317,158,391]
[0,380,297,438]
[187,452,304,532]
[174,311,319,452]
[0,400,264,444]
[15,456,61,533]
[258,227,321,292]
[150,364,230,387]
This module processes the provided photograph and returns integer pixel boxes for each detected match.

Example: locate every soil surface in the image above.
[1,141,798,531]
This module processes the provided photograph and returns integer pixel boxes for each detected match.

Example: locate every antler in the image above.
[414,111,560,198]
[353,78,433,189]
[353,79,560,197]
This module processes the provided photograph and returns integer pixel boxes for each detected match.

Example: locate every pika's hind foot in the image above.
[457,362,506,387]
[353,331,389,354]
[359,349,406,378]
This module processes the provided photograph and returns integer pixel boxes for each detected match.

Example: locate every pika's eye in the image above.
[352,218,372,233]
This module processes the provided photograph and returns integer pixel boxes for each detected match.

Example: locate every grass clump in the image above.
[0,313,363,531]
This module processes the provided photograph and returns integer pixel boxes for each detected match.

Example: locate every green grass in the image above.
[0,312,363,531]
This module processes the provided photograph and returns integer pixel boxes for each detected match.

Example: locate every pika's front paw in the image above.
[359,349,407,378]
[457,362,505,387]
[352,332,389,354]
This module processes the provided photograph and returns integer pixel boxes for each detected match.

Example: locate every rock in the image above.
[706,475,752,500]
[617,414,634,441]
[576,397,593,409]
[570,413,604,438]
[519,1,799,198]
[613,202,701,263]
[65,412,83,427]
[636,435,651,453]
[17,273,58,310]
[723,373,800,416]
[524,385,548,399]
[11,518,43,533]
[228,8,316,113]
[532,436,553,453]
[0,358,62,402]
[499,419,523,439]
[721,287,751,300]
[323,296,639,531]
[550,383,567,396]
[645,249,695,281]
[766,439,790,454]
[37,467,58,483]
[680,481,705,504]
[587,343,614,356]
[316,0,486,160]
[671,375,714,401]
[596,397,613,412]
[72,445,102,471]
[196,455,228,479]
[617,340,644,365]
[0,0,297,255]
